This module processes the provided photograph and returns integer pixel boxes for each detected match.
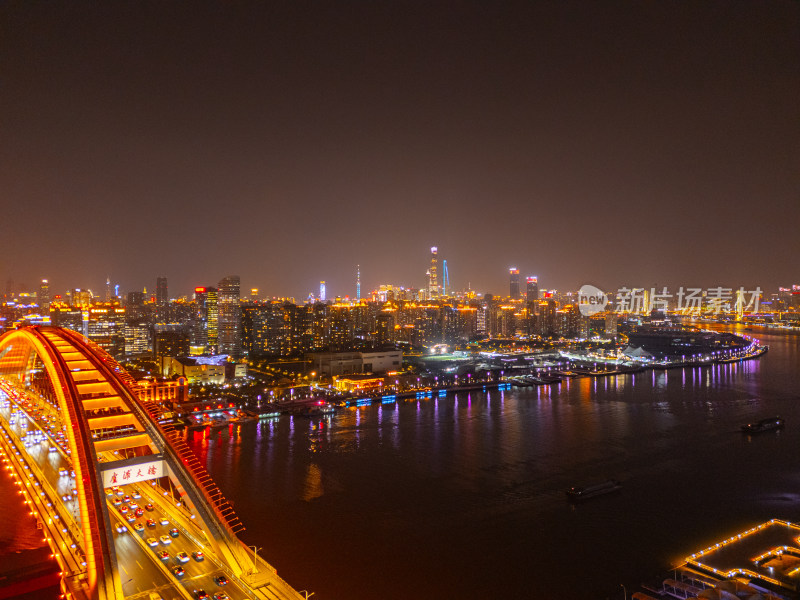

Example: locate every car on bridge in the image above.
[134,523,145,533]
[159,517,169,526]
[146,519,156,528]
[169,528,179,538]
[213,575,228,586]
[192,551,204,562]
[176,551,190,563]
[159,535,171,545]
[146,537,158,547]
[157,550,169,562]
[173,566,185,578]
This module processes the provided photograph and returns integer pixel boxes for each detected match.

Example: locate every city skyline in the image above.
[3,263,795,305]
[2,3,798,301]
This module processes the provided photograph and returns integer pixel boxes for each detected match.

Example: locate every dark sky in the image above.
[2,1,798,300]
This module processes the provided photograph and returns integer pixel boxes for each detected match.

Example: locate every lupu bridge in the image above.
[0,326,304,600]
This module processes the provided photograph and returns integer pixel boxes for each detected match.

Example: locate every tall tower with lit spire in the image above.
[356,265,361,301]
[428,247,439,298]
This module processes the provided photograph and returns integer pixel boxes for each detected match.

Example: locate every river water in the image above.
[186,325,800,600]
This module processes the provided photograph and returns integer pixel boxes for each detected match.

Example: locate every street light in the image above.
[620,583,627,600]
[249,545,262,573]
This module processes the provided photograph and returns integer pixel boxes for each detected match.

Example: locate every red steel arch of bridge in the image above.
[0,326,302,600]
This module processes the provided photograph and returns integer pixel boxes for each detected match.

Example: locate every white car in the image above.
[159,517,169,526]
[146,537,158,547]
[159,535,171,545]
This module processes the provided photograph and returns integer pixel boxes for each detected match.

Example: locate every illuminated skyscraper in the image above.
[356,266,361,301]
[509,268,520,299]
[320,281,326,302]
[526,276,539,303]
[156,276,168,306]
[217,276,242,357]
[38,279,50,311]
[206,287,219,352]
[86,306,126,359]
[428,247,439,297]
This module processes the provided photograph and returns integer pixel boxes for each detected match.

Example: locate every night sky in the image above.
[2,2,798,300]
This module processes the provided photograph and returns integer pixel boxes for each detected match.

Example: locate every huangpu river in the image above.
[187,325,800,599]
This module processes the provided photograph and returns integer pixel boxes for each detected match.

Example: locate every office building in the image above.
[38,279,50,311]
[217,276,242,357]
[156,276,168,306]
[526,276,539,303]
[86,307,126,360]
[509,268,520,299]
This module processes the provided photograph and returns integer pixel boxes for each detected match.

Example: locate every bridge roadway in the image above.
[0,378,301,600]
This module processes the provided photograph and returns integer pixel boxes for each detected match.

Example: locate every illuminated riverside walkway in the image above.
[0,326,304,600]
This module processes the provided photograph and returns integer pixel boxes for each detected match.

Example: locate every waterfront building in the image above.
[308,349,402,377]
[681,519,800,597]
[162,356,226,384]
[332,374,386,393]
[133,377,189,406]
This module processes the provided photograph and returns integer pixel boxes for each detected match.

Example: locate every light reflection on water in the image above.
[186,327,796,600]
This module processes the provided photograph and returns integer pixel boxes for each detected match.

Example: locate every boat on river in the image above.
[566,479,622,500]
[741,416,784,434]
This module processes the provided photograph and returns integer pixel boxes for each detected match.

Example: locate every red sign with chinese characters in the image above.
[101,459,165,488]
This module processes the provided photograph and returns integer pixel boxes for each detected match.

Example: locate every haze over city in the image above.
[2,2,798,299]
